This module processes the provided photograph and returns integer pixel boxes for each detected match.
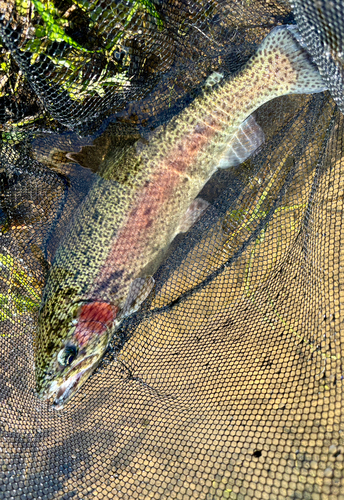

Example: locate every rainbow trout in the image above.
[36,25,326,408]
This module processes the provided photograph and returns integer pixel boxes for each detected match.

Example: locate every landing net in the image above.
[0,1,343,499]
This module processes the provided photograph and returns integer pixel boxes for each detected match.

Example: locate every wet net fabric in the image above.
[0,1,344,499]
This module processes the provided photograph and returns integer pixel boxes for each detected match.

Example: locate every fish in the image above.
[35,25,326,408]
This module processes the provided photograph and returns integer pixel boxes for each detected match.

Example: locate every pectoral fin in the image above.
[121,276,155,318]
[178,198,210,233]
[218,115,265,169]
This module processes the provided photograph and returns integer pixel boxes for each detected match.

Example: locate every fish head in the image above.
[35,288,119,409]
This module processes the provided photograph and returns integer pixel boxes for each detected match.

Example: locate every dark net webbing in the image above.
[0,1,344,499]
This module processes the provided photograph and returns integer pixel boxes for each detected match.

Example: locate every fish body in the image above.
[36,25,326,408]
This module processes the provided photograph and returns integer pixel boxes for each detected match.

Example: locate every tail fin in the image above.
[259,25,327,95]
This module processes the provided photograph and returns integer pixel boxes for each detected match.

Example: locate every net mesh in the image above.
[0,1,344,499]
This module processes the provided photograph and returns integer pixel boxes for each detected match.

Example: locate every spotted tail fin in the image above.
[258,25,327,95]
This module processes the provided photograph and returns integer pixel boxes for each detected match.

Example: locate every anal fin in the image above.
[218,115,265,169]
[178,198,210,233]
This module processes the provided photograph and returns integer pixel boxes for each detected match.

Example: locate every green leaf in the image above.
[12,294,39,313]
[0,293,9,306]
[0,253,41,301]
[35,26,48,38]
[0,251,42,327]
[31,0,94,53]
[15,0,30,16]
[139,0,164,29]
[0,254,15,270]
[0,307,14,323]
[0,294,14,324]
[0,54,11,73]
[125,1,140,26]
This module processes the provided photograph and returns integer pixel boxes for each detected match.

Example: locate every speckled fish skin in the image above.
[36,25,326,408]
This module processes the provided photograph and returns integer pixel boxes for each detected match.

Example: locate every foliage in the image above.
[25,0,163,100]
[0,0,164,105]
[25,0,92,61]
[0,252,41,327]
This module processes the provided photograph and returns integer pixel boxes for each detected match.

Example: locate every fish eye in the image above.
[57,345,78,367]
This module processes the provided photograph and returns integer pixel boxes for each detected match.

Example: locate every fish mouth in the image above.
[44,354,100,409]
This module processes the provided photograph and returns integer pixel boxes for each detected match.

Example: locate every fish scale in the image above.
[36,25,326,408]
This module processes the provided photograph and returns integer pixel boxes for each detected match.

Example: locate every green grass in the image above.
[0,252,42,329]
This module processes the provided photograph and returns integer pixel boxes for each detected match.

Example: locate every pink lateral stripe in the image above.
[95,116,220,280]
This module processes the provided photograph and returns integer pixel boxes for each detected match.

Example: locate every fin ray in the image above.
[178,198,210,233]
[218,115,265,169]
[121,276,155,318]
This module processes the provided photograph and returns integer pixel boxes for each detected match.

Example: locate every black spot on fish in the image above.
[106,270,125,295]
[109,283,120,295]
[93,270,124,296]
[112,270,124,280]
[47,341,55,354]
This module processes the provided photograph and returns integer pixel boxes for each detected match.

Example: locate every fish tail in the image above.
[258,25,326,95]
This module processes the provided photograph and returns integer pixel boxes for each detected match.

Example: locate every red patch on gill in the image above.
[74,302,119,347]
